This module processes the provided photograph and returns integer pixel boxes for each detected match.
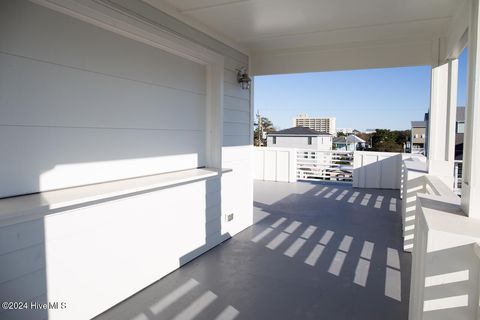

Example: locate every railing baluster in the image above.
[296,149,354,183]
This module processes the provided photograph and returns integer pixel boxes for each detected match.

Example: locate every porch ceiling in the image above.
[145,0,465,74]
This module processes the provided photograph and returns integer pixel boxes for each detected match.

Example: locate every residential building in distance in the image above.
[267,127,332,150]
[333,134,366,151]
[455,106,465,160]
[364,129,377,134]
[414,106,465,157]
[293,114,336,135]
[411,121,427,154]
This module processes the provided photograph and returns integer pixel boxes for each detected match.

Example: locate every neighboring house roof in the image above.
[457,106,465,122]
[411,121,427,128]
[333,135,365,144]
[268,126,331,136]
[346,135,365,144]
[333,137,346,144]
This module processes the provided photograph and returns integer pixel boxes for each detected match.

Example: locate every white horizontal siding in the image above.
[224,95,250,111]
[223,122,251,136]
[0,268,46,305]
[0,53,206,130]
[0,0,207,197]
[0,244,45,284]
[224,56,247,72]
[0,126,205,198]
[221,42,252,239]
[224,109,250,123]
[0,0,206,95]
[224,82,250,100]
[0,219,44,255]
[0,2,251,320]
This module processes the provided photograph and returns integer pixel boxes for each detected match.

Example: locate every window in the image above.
[273,136,277,144]
[308,137,312,145]
[414,134,418,139]
[457,122,465,134]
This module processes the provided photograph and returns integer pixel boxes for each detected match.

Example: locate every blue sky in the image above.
[254,49,468,131]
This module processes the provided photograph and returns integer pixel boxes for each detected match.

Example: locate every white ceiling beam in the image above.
[445,0,469,59]
[251,39,434,75]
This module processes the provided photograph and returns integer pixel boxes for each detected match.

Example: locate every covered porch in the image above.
[2,0,480,319]
[95,180,409,320]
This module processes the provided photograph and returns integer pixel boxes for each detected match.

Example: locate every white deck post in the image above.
[462,0,480,217]
[427,59,458,189]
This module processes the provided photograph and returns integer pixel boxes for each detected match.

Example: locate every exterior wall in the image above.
[0,0,208,198]
[0,0,252,319]
[412,127,427,144]
[222,66,253,236]
[267,135,332,150]
[0,176,226,320]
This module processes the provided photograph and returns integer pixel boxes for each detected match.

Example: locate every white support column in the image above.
[427,59,458,189]
[462,0,480,217]
[446,60,459,163]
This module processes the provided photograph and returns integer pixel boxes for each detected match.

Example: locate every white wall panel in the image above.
[0,178,225,320]
[224,95,250,111]
[224,82,250,100]
[0,0,207,197]
[353,151,402,189]
[221,51,252,239]
[0,2,253,320]
[224,108,250,123]
[0,0,206,95]
[253,147,296,183]
[0,125,205,198]
[0,54,205,130]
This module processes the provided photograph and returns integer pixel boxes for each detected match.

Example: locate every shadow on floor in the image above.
[95,180,411,320]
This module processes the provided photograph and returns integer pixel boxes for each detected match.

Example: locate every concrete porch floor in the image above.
[95,180,411,320]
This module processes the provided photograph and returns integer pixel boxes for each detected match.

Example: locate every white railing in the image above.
[296,150,354,182]
[255,147,407,188]
[408,174,480,320]
[454,160,463,195]
[254,147,297,182]
[411,147,425,155]
[353,151,403,189]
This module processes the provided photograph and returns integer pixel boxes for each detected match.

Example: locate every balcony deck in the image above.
[95,180,411,320]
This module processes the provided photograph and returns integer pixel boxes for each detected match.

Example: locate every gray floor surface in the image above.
[95,180,411,320]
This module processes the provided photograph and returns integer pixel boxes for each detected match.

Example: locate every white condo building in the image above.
[293,114,336,135]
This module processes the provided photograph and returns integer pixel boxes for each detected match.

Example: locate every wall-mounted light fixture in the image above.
[237,67,251,90]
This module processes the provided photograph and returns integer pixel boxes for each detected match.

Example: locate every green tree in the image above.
[394,130,411,146]
[374,140,404,152]
[253,117,275,146]
[370,129,410,152]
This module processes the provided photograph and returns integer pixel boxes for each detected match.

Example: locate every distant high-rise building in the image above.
[293,114,336,135]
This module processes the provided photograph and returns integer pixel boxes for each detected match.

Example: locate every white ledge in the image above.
[0,168,231,227]
[403,157,428,173]
[416,175,480,251]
